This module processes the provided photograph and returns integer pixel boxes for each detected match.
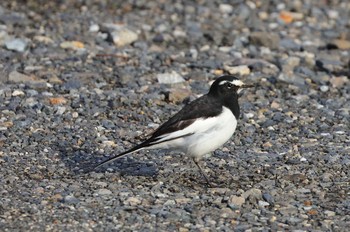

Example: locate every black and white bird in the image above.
[95,75,254,183]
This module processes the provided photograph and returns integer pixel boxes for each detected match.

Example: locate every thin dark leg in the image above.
[192,158,211,186]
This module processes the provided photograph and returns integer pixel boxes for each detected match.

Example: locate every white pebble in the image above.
[320,85,329,92]
[12,90,25,96]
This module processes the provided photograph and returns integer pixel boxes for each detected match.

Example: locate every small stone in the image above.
[262,192,274,204]
[277,73,305,86]
[320,85,329,92]
[262,141,273,148]
[34,35,54,44]
[330,76,348,88]
[109,26,138,47]
[244,112,254,119]
[0,121,13,128]
[64,195,79,204]
[5,38,28,52]
[89,24,100,32]
[56,106,66,115]
[270,101,280,109]
[280,56,301,73]
[12,90,25,96]
[102,141,116,147]
[223,65,250,75]
[168,88,191,103]
[242,188,262,201]
[175,198,191,204]
[327,9,339,19]
[249,32,280,49]
[213,69,224,75]
[51,193,63,202]
[72,112,79,118]
[125,197,141,206]
[279,11,293,23]
[307,209,318,215]
[157,71,185,84]
[220,208,235,218]
[258,200,270,208]
[96,188,112,195]
[49,97,67,105]
[229,195,245,207]
[60,41,85,50]
[324,210,336,217]
[219,4,233,14]
[48,75,63,84]
[8,71,42,83]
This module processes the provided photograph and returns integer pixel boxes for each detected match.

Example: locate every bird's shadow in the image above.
[54,141,158,177]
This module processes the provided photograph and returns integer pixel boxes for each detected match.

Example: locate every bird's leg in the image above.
[192,157,211,186]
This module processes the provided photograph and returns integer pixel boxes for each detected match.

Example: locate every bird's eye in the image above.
[226,83,233,88]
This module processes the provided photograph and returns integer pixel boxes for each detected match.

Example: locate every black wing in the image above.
[150,94,222,139]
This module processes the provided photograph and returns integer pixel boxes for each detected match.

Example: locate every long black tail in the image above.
[94,142,147,170]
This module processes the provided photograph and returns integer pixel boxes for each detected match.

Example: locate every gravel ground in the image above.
[0,0,349,231]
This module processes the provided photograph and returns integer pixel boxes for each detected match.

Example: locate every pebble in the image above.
[258,200,270,208]
[5,38,28,52]
[96,189,112,196]
[157,71,185,84]
[324,210,336,217]
[107,25,138,47]
[56,106,66,115]
[223,65,250,76]
[219,4,233,14]
[242,188,262,201]
[8,71,40,83]
[320,85,329,92]
[125,197,142,206]
[167,88,191,103]
[64,195,80,204]
[60,41,85,50]
[12,90,25,96]
[228,195,245,207]
[249,32,280,49]
[89,24,100,32]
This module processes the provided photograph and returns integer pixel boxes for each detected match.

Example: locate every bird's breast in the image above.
[186,106,237,157]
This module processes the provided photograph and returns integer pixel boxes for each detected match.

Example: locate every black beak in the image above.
[241,84,255,88]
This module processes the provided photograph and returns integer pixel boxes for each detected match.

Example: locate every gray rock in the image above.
[5,38,28,52]
[157,71,185,84]
[103,24,138,47]
[96,188,112,195]
[64,195,80,204]
[8,71,39,83]
[228,195,245,207]
[249,31,280,49]
[280,38,302,51]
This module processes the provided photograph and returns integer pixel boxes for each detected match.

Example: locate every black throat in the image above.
[222,95,240,119]
[209,93,240,119]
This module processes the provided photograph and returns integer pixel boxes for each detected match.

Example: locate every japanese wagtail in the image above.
[95,75,254,184]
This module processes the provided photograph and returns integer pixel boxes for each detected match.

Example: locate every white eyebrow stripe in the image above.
[231,80,244,86]
[218,80,244,86]
[218,80,229,85]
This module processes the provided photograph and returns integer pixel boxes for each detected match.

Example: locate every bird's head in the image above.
[208,75,254,98]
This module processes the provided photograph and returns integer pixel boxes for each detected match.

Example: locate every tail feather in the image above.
[94,143,146,170]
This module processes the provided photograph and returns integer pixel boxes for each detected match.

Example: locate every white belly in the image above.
[151,107,237,158]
